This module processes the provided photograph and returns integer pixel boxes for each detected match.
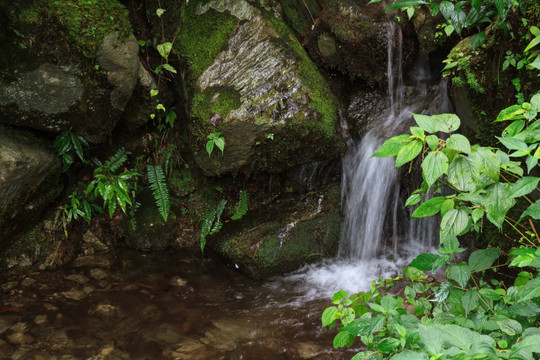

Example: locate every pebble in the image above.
[64,274,90,284]
[90,268,109,280]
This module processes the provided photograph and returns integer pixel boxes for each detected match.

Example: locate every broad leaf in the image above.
[426,135,439,151]
[483,183,516,230]
[472,147,500,182]
[432,114,461,133]
[422,151,449,186]
[498,319,523,336]
[412,196,446,218]
[405,193,422,207]
[468,248,501,271]
[351,351,382,360]
[471,31,485,50]
[333,330,353,348]
[413,114,439,133]
[373,134,410,157]
[448,155,478,192]
[390,351,428,360]
[418,325,444,356]
[446,134,471,154]
[446,264,471,288]
[409,253,446,271]
[385,0,428,10]
[462,290,479,314]
[440,208,470,237]
[517,277,540,302]
[497,136,529,151]
[439,1,454,20]
[519,200,540,222]
[321,307,338,327]
[510,177,540,198]
[376,338,400,353]
[395,139,423,168]
[495,104,526,122]
[156,42,173,59]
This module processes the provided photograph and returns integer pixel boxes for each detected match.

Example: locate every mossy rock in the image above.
[170,0,344,175]
[212,184,342,279]
[0,0,139,143]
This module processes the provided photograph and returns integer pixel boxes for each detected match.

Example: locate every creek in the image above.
[0,21,451,360]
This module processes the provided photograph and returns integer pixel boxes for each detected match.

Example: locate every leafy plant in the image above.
[324,89,540,359]
[147,164,170,221]
[86,148,139,218]
[231,190,249,220]
[53,132,89,171]
[206,132,225,156]
[200,199,227,252]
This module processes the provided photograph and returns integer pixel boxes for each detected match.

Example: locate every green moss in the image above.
[176,1,239,84]
[280,0,319,36]
[263,11,339,140]
[19,0,132,59]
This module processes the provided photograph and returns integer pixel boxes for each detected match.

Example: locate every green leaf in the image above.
[510,177,540,198]
[511,335,540,354]
[446,134,471,154]
[471,31,485,50]
[333,330,353,348]
[439,1,454,20]
[448,155,478,192]
[517,277,540,302]
[498,319,523,336]
[410,126,425,139]
[426,135,439,151]
[412,196,446,218]
[156,42,172,59]
[147,165,170,221]
[321,307,338,327]
[497,136,529,151]
[462,290,479,314]
[431,114,460,133]
[376,338,400,353]
[351,351,382,360]
[440,199,454,217]
[409,253,445,271]
[373,134,410,157]
[526,155,538,173]
[468,248,501,272]
[503,120,526,137]
[369,303,385,313]
[162,63,177,74]
[206,140,215,156]
[518,200,540,223]
[495,105,526,122]
[440,208,470,237]
[405,193,422,207]
[395,140,423,168]
[418,325,444,356]
[332,290,348,302]
[525,31,540,53]
[214,137,225,153]
[390,351,428,360]
[446,264,471,288]
[385,0,428,10]
[413,114,439,133]
[484,183,516,230]
[472,147,500,182]
[422,151,449,186]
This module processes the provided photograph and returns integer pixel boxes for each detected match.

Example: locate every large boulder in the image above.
[0,0,141,143]
[170,0,344,175]
[0,129,62,248]
[212,184,342,279]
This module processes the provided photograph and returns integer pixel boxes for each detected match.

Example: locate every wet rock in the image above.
[0,338,12,356]
[170,276,187,287]
[6,323,34,345]
[176,0,343,175]
[90,268,110,281]
[149,323,183,344]
[346,89,389,139]
[93,304,118,318]
[33,315,47,325]
[167,338,209,360]
[20,277,37,287]
[0,1,137,143]
[200,318,263,351]
[61,286,95,301]
[64,274,90,285]
[82,230,109,255]
[0,318,11,335]
[1,281,17,292]
[72,255,112,269]
[295,342,323,359]
[0,131,61,247]
[215,184,342,279]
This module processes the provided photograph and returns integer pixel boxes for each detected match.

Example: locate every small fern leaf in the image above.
[104,148,129,173]
[231,190,249,220]
[147,165,170,221]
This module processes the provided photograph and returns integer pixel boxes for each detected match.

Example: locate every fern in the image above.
[231,190,249,220]
[200,199,227,252]
[147,165,170,221]
[104,148,129,173]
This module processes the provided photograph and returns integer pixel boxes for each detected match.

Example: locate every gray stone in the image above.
[64,274,90,285]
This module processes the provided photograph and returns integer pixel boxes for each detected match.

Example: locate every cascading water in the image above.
[272,20,452,301]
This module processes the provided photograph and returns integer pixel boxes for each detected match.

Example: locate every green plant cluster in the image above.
[323,81,540,358]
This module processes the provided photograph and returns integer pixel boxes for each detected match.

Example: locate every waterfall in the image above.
[278,21,452,300]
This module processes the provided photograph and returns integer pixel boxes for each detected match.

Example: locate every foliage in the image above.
[369,0,527,49]
[53,132,89,172]
[200,199,227,252]
[147,164,170,222]
[85,148,139,218]
[324,86,540,359]
[231,190,249,220]
[206,132,225,156]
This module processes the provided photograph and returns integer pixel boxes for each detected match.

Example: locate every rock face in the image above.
[213,184,342,279]
[0,131,61,249]
[175,0,344,175]
[0,1,139,143]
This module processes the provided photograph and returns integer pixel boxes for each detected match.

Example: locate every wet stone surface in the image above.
[0,248,359,359]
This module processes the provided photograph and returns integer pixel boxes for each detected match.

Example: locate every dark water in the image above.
[0,248,363,360]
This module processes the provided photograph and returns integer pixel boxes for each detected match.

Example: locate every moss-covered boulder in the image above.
[212,184,342,279]
[0,0,141,143]
[171,0,344,175]
[0,129,62,249]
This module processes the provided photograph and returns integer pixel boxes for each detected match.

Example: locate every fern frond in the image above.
[231,190,249,220]
[199,199,227,252]
[147,164,170,221]
[104,148,129,173]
